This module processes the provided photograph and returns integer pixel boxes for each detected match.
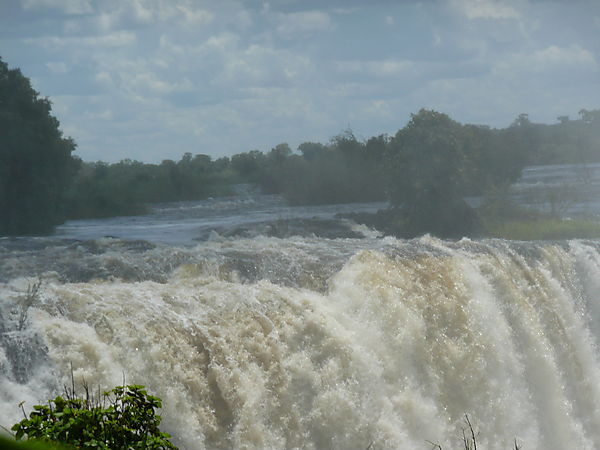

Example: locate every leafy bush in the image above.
[11,385,177,449]
[0,434,68,449]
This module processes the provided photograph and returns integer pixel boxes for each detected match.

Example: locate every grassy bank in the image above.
[482,217,600,240]
[343,203,600,241]
[476,198,600,240]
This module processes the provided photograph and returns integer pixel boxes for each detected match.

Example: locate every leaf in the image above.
[10,384,177,449]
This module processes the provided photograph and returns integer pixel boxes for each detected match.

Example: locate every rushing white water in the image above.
[2,229,600,449]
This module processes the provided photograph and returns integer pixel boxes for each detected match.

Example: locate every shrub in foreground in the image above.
[11,384,177,449]
[0,434,67,450]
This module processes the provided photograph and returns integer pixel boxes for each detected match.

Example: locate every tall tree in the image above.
[385,109,481,237]
[0,57,77,235]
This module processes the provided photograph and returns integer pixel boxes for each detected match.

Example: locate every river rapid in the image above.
[1,186,600,449]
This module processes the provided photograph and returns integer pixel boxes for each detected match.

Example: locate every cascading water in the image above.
[2,231,600,449]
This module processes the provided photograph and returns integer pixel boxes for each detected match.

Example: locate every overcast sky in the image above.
[1,0,599,163]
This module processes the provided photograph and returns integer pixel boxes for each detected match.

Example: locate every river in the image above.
[1,177,600,449]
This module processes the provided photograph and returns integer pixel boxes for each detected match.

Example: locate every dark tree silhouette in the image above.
[0,57,78,235]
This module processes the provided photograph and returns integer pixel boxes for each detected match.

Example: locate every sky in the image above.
[1,0,599,163]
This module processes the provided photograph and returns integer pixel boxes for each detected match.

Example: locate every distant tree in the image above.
[365,134,389,163]
[579,108,600,124]
[268,143,292,164]
[511,113,531,128]
[231,150,265,182]
[297,142,326,161]
[0,57,78,235]
[212,156,230,172]
[463,124,527,192]
[330,129,363,162]
[262,132,388,205]
[385,109,481,237]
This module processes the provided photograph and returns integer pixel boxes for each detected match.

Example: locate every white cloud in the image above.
[232,9,253,29]
[130,73,194,95]
[85,109,113,120]
[46,61,69,74]
[94,57,195,99]
[26,31,136,48]
[154,32,314,92]
[130,0,154,23]
[175,4,213,25]
[275,10,332,36]
[336,60,416,78]
[201,33,239,52]
[219,43,313,87]
[450,0,520,20]
[331,7,359,15]
[533,45,596,66]
[96,12,117,31]
[365,99,393,118]
[385,16,395,26]
[63,19,83,33]
[95,71,113,86]
[21,0,93,15]
[94,0,213,31]
[493,44,597,76]
[128,0,213,25]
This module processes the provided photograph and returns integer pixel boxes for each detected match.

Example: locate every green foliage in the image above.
[64,154,236,219]
[230,150,266,183]
[387,110,470,204]
[250,133,388,205]
[0,434,68,450]
[0,56,78,235]
[11,385,177,450]
[495,109,600,166]
[385,109,484,237]
[227,108,600,239]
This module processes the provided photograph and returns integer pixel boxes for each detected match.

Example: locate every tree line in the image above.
[63,154,232,219]
[1,56,599,237]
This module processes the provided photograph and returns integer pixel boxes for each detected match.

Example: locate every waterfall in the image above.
[1,236,600,449]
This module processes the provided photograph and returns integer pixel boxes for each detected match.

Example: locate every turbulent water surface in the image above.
[2,186,600,449]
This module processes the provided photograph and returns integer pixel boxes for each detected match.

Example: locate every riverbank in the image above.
[340,206,600,241]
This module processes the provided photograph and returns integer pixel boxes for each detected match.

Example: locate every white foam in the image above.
[1,239,600,449]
